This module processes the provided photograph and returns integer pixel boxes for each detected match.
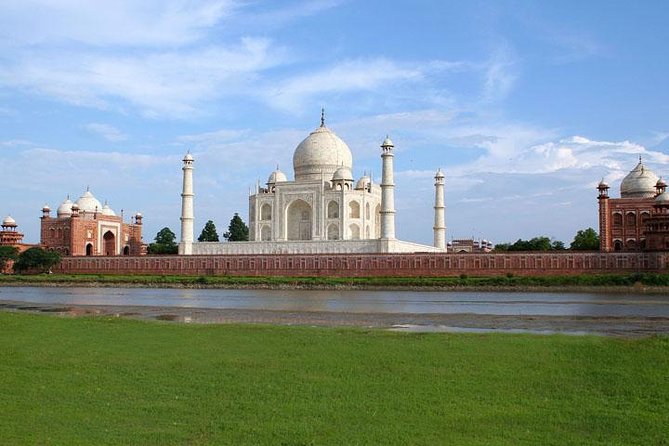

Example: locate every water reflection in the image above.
[0,287,667,317]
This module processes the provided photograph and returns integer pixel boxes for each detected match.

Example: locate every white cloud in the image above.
[85,123,127,142]
[0,38,285,118]
[1,139,32,147]
[481,46,518,102]
[0,0,235,47]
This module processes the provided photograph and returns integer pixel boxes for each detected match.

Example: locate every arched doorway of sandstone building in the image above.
[123,246,130,255]
[286,199,312,240]
[103,231,116,256]
[85,243,93,256]
[613,240,623,251]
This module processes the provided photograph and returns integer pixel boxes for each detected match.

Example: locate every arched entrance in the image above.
[123,246,130,255]
[103,231,116,256]
[286,199,312,240]
[85,243,93,256]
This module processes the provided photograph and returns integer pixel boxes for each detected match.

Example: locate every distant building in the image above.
[1,216,34,273]
[448,239,493,253]
[597,158,669,251]
[0,216,24,247]
[40,188,145,256]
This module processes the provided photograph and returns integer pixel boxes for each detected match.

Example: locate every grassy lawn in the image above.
[1,313,667,445]
[4,272,669,288]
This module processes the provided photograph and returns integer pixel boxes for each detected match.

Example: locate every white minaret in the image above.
[380,136,396,239]
[433,168,446,250]
[179,152,195,255]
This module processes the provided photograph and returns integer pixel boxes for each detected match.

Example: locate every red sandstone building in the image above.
[448,239,493,253]
[1,216,35,273]
[598,158,669,251]
[40,189,145,256]
[1,216,24,247]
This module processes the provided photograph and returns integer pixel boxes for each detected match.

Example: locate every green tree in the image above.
[551,240,566,250]
[198,220,219,242]
[148,227,178,254]
[13,247,61,274]
[224,213,249,241]
[494,236,564,252]
[570,228,600,250]
[0,246,19,272]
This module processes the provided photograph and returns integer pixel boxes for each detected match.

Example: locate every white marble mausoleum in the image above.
[178,112,446,255]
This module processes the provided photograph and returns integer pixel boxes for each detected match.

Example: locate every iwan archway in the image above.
[286,199,312,241]
[103,231,116,256]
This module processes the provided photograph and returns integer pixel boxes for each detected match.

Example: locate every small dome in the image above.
[381,136,394,147]
[75,189,103,213]
[598,179,609,188]
[183,152,194,162]
[332,166,353,182]
[355,175,371,190]
[293,122,353,182]
[2,215,17,227]
[57,198,73,218]
[655,191,669,203]
[71,203,80,211]
[135,212,143,218]
[267,168,287,185]
[657,178,667,188]
[42,204,50,211]
[101,203,116,217]
[620,159,659,198]
[435,168,445,179]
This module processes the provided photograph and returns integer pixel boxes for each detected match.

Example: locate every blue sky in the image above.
[1,0,668,246]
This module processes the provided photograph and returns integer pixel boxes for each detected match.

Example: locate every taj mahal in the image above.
[178,112,447,255]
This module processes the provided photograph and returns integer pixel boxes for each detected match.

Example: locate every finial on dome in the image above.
[320,108,325,127]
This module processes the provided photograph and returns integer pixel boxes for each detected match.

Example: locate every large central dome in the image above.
[293,121,353,182]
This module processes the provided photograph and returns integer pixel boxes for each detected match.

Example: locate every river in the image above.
[1,286,668,318]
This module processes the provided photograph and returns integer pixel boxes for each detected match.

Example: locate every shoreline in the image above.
[1,280,669,295]
[1,299,667,338]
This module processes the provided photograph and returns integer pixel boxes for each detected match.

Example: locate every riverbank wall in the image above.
[52,251,669,277]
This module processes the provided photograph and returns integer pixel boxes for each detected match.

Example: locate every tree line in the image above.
[148,214,249,254]
[494,228,599,252]
[0,246,61,273]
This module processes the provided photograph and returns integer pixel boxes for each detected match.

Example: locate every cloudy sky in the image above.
[1,0,668,246]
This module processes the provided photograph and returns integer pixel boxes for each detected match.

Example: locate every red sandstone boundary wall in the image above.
[54,252,669,277]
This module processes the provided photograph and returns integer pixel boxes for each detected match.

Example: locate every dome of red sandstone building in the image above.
[620,159,659,198]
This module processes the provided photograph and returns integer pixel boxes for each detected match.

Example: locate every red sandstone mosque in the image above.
[598,158,669,252]
[39,188,145,256]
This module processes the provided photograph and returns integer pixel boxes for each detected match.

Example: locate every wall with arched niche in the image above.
[327,223,339,240]
[286,199,312,240]
[327,201,339,219]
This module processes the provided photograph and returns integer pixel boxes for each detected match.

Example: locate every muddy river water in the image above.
[1,286,668,318]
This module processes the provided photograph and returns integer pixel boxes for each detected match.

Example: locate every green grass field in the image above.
[3,272,669,288]
[1,313,667,445]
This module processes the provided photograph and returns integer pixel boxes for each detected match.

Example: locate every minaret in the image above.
[179,151,195,255]
[433,168,446,250]
[597,179,610,252]
[380,136,396,239]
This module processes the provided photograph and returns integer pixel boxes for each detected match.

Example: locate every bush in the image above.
[13,247,61,274]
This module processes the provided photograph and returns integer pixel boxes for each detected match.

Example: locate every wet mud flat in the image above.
[1,300,667,338]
